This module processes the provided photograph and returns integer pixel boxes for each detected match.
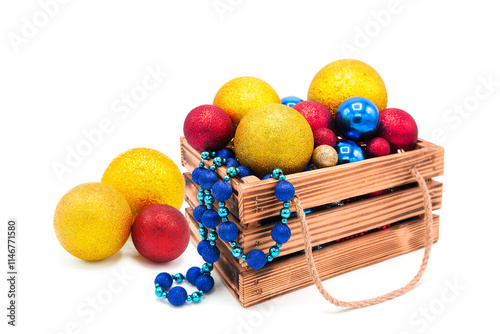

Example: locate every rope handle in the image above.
[292,167,433,308]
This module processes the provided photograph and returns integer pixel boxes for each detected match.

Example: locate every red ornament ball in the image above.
[293,100,334,132]
[378,108,418,153]
[365,137,391,158]
[132,204,190,263]
[183,104,234,153]
[313,128,337,147]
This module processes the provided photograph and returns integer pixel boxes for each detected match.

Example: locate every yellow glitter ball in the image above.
[312,145,338,168]
[235,103,314,178]
[213,76,281,128]
[102,148,184,217]
[307,59,387,118]
[54,182,133,261]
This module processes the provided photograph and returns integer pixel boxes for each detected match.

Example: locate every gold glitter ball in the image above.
[54,182,133,261]
[307,59,387,118]
[213,76,281,128]
[235,103,314,178]
[312,145,338,169]
[102,148,184,217]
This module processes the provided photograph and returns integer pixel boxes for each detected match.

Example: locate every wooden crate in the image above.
[180,137,444,307]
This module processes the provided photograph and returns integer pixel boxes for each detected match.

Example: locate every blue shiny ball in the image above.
[270,246,280,257]
[193,205,208,223]
[186,267,202,285]
[201,209,220,229]
[167,286,188,306]
[226,158,239,168]
[271,223,291,243]
[280,96,303,107]
[202,245,220,263]
[197,240,211,256]
[201,263,213,273]
[247,249,267,270]
[191,292,201,303]
[272,168,284,179]
[212,181,233,202]
[335,96,379,141]
[216,149,234,160]
[199,169,219,190]
[232,247,242,258]
[219,221,239,242]
[196,274,215,292]
[280,208,291,219]
[262,174,272,180]
[226,167,238,177]
[335,140,365,164]
[191,167,205,185]
[155,286,163,297]
[173,273,184,283]
[237,165,252,178]
[275,180,295,202]
[154,272,173,291]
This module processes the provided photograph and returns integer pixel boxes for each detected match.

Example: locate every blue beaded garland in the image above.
[225,158,239,168]
[269,246,280,257]
[196,275,215,292]
[199,169,218,190]
[155,272,173,290]
[167,286,188,306]
[275,180,295,202]
[212,181,233,202]
[201,209,220,229]
[247,249,267,270]
[280,208,291,219]
[262,174,272,180]
[186,267,202,285]
[226,167,238,177]
[191,167,205,185]
[271,223,291,243]
[237,165,252,178]
[197,240,211,256]
[216,149,234,160]
[218,221,239,242]
[173,273,184,283]
[155,286,163,297]
[191,292,201,303]
[201,245,220,263]
[231,247,242,258]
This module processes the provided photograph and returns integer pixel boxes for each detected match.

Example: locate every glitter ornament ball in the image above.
[313,128,337,148]
[307,59,387,118]
[54,182,133,261]
[235,103,314,178]
[183,104,234,153]
[281,96,303,107]
[335,140,365,164]
[292,100,335,132]
[365,137,391,158]
[131,204,189,263]
[102,148,184,217]
[378,108,418,152]
[312,145,338,168]
[213,76,281,128]
[335,96,380,141]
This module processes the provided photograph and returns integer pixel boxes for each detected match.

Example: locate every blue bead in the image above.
[226,167,238,177]
[196,275,215,292]
[238,165,252,177]
[276,243,282,248]
[283,202,290,208]
[218,207,228,218]
[335,140,365,164]
[246,249,267,270]
[201,263,211,273]
[197,240,211,256]
[240,255,247,261]
[279,175,286,181]
[262,174,272,180]
[161,292,167,299]
[221,217,228,222]
[223,175,231,182]
[198,162,205,168]
[335,96,379,141]
[201,209,220,229]
[219,222,239,242]
[167,286,188,306]
[199,169,218,190]
[219,202,225,207]
[202,245,220,263]
[208,231,218,241]
[155,286,163,297]
[212,181,233,202]
[216,149,234,160]
[271,223,291,243]
[204,189,211,195]
[270,246,280,257]
[201,151,210,160]
[229,241,237,248]
[213,157,223,166]
[226,158,239,168]
[197,191,204,201]
[174,273,184,283]
[272,168,283,179]
[209,241,216,246]
[199,290,205,296]
[210,165,217,171]
[198,227,207,236]
[192,167,205,185]
[232,247,242,258]
[186,267,202,285]
[275,180,295,202]
[186,295,192,302]
[267,255,274,262]
[191,292,201,303]
[281,208,291,219]
[154,272,173,291]
[282,218,288,224]
[280,96,303,107]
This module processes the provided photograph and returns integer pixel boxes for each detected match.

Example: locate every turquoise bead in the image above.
[201,151,210,160]
[226,167,238,177]
[208,232,218,241]
[187,295,192,302]
[279,174,286,181]
[218,207,228,217]
[206,204,212,210]
[204,195,214,204]
[213,157,223,166]
[155,283,159,288]
[199,201,203,206]
[222,217,229,222]
[219,201,225,207]
[211,151,217,157]
[276,243,282,248]
[198,162,204,168]
[155,287,163,297]
[197,192,204,201]
[229,241,237,248]
[161,292,167,299]
[241,255,247,261]
[199,290,205,296]
[272,168,283,179]
[232,247,242,258]
[199,187,204,191]
[270,246,280,257]
[204,190,211,195]
[209,241,216,246]
[281,208,291,219]
[267,255,274,262]
[201,263,211,273]
[223,175,230,182]
[174,273,184,283]
[283,202,290,208]
[198,228,207,236]
[282,218,288,224]
[192,292,201,303]
[210,165,217,171]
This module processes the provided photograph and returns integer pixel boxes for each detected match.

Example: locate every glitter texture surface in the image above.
[53,182,133,261]
[307,59,387,118]
[102,148,184,217]
[312,145,339,168]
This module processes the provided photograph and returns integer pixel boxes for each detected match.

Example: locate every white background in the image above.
[1,0,499,333]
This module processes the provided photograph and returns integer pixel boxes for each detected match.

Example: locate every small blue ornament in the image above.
[272,168,284,179]
[201,209,220,229]
[262,174,272,180]
[226,167,238,177]
[335,96,379,141]
[167,286,188,306]
[186,267,202,285]
[191,167,205,185]
[155,272,173,291]
[270,246,280,257]
[271,223,291,244]
[231,247,242,258]
[191,292,201,303]
[216,149,234,160]
[199,169,218,190]
[196,275,215,292]
[193,205,208,223]
[173,273,184,283]
[275,180,295,202]
[226,158,239,168]
[335,140,365,164]
[237,165,252,178]
[155,286,163,297]
[197,240,211,256]
[202,245,220,263]
[218,221,239,242]
[280,96,303,107]
[246,249,267,270]
[201,263,213,273]
[212,181,232,202]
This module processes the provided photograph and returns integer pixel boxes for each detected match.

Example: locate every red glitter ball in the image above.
[132,204,190,263]
[313,128,337,147]
[293,100,335,132]
[183,104,234,153]
[365,137,391,158]
[378,108,418,153]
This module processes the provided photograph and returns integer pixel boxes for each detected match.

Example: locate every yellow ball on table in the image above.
[235,103,314,178]
[54,182,133,261]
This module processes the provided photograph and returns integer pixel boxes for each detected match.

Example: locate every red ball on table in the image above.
[293,100,334,132]
[378,108,418,153]
[313,128,337,147]
[132,204,190,263]
[365,137,391,158]
[183,104,234,152]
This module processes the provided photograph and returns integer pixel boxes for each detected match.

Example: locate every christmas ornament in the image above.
[213,76,280,128]
[335,140,365,164]
[307,59,387,118]
[378,108,418,152]
[281,96,303,107]
[312,145,338,168]
[132,204,190,263]
[234,103,314,177]
[154,269,214,305]
[54,182,132,261]
[335,96,379,141]
[183,104,233,152]
[292,100,334,132]
[365,137,391,158]
[313,128,337,148]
